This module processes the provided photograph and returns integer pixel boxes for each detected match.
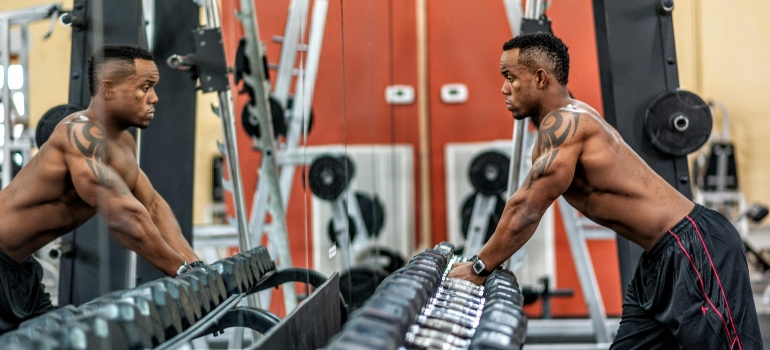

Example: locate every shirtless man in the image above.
[0,45,200,332]
[448,33,762,349]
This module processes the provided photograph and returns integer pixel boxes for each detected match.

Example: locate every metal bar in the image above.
[272,0,308,107]
[217,90,251,252]
[19,24,29,123]
[557,197,611,343]
[154,293,243,350]
[526,318,620,341]
[0,3,59,23]
[237,0,296,312]
[464,194,497,256]
[331,198,351,271]
[502,0,524,37]
[506,120,527,198]
[1,19,12,189]
[276,0,327,207]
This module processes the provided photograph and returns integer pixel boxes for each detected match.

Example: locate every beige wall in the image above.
[193,91,223,225]
[674,0,770,211]
[1,0,73,126]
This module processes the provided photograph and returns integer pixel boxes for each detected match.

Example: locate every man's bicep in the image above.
[519,110,583,210]
[521,146,578,204]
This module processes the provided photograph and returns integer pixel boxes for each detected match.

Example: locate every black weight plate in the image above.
[469,151,510,195]
[327,215,358,245]
[645,89,712,156]
[241,96,286,138]
[309,155,349,200]
[460,192,505,242]
[36,104,84,148]
[356,192,385,238]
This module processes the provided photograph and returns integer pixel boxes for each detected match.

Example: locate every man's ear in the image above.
[535,69,548,89]
[101,80,115,99]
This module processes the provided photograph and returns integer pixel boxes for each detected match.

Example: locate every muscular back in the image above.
[0,114,139,261]
[531,102,694,250]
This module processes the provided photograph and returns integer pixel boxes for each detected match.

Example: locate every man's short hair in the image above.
[87,45,154,96]
[503,33,570,85]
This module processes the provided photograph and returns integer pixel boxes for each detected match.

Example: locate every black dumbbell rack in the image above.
[325,242,528,350]
[0,246,282,349]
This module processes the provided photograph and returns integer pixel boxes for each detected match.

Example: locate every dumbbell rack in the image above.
[326,242,528,350]
[0,246,287,350]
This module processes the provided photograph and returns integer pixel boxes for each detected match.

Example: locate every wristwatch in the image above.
[176,260,205,276]
[470,255,493,277]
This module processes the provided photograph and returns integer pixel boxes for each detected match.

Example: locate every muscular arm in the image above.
[449,110,584,282]
[62,118,185,276]
[133,170,199,263]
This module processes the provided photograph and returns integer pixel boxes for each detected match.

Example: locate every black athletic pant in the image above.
[611,204,763,349]
[0,248,53,334]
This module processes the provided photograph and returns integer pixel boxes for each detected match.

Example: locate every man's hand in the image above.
[447,261,487,286]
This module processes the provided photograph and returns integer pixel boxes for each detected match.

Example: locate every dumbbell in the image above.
[198,265,228,303]
[141,278,201,327]
[41,319,113,349]
[442,278,485,297]
[176,271,214,315]
[376,282,427,317]
[406,324,472,348]
[350,296,414,336]
[333,317,403,349]
[434,241,456,257]
[399,269,439,295]
[91,292,168,344]
[0,326,60,349]
[16,305,83,331]
[2,336,58,350]
[414,313,475,338]
[326,333,396,350]
[469,329,520,350]
[409,254,447,272]
[239,249,265,282]
[118,284,185,339]
[251,246,276,274]
[77,301,155,349]
[226,254,256,291]
[210,259,249,296]
[405,331,466,350]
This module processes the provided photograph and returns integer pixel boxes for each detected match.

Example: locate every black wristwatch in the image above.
[470,255,493,277]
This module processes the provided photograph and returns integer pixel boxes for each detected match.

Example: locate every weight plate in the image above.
[240,96,286,138]
[469,151,510,195]
[325,192,385,244]
[36,104,85,148]
[327,215,358,245]
[308,155,349,200]
[357,192,384,238]
[460,192,505,242]
[645,89,712,156]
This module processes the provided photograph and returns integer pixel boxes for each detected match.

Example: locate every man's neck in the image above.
[84,101,125,139]
[532,88,573,127]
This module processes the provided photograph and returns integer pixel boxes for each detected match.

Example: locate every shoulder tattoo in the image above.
[524,110,580,188]
[67,118,130,196]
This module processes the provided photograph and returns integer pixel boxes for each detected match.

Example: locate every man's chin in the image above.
[513,113,528,120]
